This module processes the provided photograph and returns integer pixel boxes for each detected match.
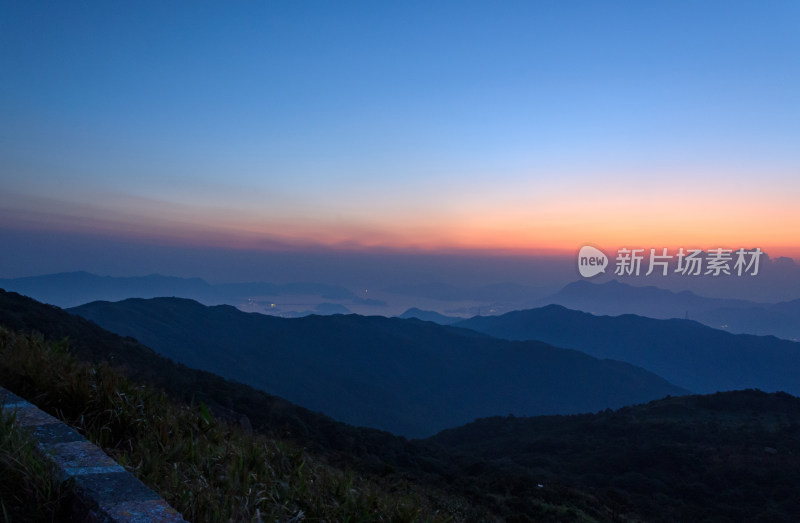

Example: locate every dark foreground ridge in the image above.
[0,385,185,522]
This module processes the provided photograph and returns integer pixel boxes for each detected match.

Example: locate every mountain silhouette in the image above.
[543,279,800,340]
[542,279,761,317]
[456,304,800,395]
[396,307,460,325]
[0,271,372,310]
[70,297,684,437]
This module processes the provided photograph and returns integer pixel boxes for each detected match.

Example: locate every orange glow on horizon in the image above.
[2,188,798,261]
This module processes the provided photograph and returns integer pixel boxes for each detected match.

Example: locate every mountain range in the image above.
[6,272,800,340]
[0,271,380,311]
[543,279,800,340]
[457,304,800,395]
[69,297,683,437]
[3,288,800,520]
[396,307,460,324]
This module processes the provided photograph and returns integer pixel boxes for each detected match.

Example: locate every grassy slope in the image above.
[0,289,414,463]
[0,327,472,522]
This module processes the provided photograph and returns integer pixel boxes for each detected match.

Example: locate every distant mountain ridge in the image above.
[0,271,372,309]
[69,297,685,437]
[456,304,800,395]
[396,307,460,325]
[383,281,547,303]
[542,279,763,316]
[543,279,800,340]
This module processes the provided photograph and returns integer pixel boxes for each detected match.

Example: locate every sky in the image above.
[1,1,799,290]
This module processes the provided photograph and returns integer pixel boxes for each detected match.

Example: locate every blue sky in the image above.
[1,1,799,282]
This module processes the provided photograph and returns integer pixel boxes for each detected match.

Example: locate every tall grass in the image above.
[0,404,70,522]
[0,327,458,522]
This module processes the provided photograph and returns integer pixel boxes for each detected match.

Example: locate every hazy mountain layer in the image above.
[0,271,368,309]
[457,304,800,395]
[70,297,685,437]
[545,279,800,340]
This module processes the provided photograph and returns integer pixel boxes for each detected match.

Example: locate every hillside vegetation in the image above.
[423,390,800,522]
